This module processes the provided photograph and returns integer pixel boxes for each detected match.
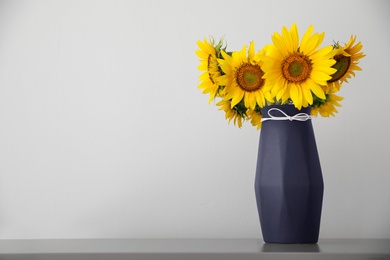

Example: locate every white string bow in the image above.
[261,108,311,122]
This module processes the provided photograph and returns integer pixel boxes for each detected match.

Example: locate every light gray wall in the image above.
[0,0,389,239]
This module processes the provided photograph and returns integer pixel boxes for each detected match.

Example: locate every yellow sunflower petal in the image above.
[300,25,314,53]
[307,78,326,100]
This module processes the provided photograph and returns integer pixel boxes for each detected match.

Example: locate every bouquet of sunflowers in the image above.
[196,23,365,129]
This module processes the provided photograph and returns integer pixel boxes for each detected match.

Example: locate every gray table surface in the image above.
[0,238,389,260]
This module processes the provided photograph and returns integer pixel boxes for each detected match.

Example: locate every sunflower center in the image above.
[236,63,264,92]
[282,53,312,83]
[207,54,216,84]
[328,55,351,83]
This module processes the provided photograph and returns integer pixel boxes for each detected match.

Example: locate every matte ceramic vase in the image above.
[255,105,324,244]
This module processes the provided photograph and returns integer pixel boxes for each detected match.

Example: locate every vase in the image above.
[254,105,324,244]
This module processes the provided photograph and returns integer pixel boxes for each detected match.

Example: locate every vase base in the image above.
[263,241,319,244]
[261,241,320,252]
[263,239,319,244]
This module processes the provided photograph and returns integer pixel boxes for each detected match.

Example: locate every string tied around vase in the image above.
[261,108,312,122]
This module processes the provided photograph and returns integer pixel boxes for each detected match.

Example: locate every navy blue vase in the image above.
[255,105,324,244]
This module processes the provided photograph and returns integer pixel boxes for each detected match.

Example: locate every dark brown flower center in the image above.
[207,54,215,84]
[328,54,351,83]
[236,63,265,92]
[282,53,312,83]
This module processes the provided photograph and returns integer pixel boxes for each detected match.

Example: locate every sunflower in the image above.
[311,92,344,117]
[196,37,224,103]
[262,23,337,110]
[326,35,366,92]
[217,99,246,128]
[247,109,263,130]
[217,42,273,110]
